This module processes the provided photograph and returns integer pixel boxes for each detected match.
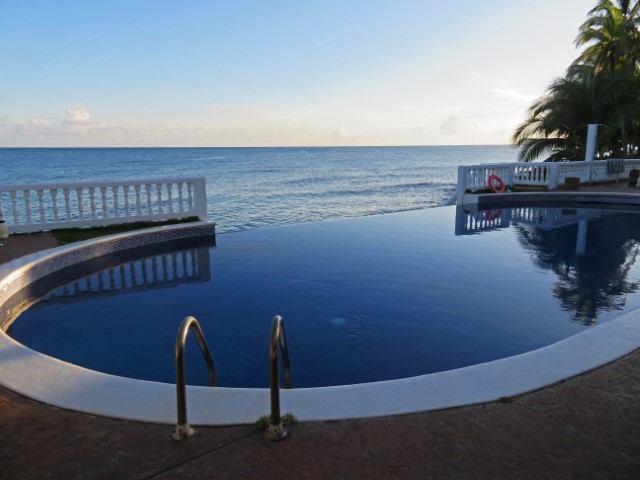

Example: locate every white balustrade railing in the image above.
[455,159,640,204]
[0,177,208,234]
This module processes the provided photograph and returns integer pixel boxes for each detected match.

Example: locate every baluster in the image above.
[23,189,33,224]
[123,185,131,217]
[97,271,105,291]
[187,182,194,212]
[100,187,108,219]
[134,185,142,217]
[167,183,174,214]
[109,268,116,291]
[111,186,120,217]
[119,265,127,289]
[190,249,197,276]
[171,252,179,280]
[87,187,95,219]
[156,183,163,213]
[141,259,149,285]
[88,275,96,293]
[36,189,45,224]
[177,182,184,213]
[9,191,19,225]
[180,250,188,277]
[76,188,85,220]
[129,263,137,286]
[161,254,168,282]
[63,188,71,222]
[51,189,60,221]
[145,184,152,215]
[151,257,159,283]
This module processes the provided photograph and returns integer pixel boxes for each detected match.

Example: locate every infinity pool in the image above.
[9,205,640,388]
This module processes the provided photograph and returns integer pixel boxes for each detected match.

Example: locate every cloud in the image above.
[491,88,536,103]
[331,125,345,138]
[65,104,91,124]
[439,116,465,135]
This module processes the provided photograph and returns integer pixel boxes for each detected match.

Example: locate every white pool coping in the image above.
[1,223,640,426]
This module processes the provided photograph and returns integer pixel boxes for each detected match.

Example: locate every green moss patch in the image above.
[252,413,298,433]
[52,217,200,245]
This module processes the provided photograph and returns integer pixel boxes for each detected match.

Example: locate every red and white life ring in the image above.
[488,174,506,193]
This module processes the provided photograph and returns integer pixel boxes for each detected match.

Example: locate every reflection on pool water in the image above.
[9,205,640,388]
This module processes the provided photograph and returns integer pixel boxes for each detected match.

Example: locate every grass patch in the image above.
[510,185,549,192]
[252,413,298,433]
[52,217,200,246]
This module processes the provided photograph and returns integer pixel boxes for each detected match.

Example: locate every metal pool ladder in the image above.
[266,315,292,441]
[172,316,216,440]
[171,314,291,441]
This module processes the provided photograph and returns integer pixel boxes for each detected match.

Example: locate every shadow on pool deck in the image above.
[1,191,640,479]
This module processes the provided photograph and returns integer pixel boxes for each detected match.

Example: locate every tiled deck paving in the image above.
[1,186,639,479]
[1,353,639,479]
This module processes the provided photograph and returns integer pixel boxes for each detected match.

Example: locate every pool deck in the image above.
[2,184,640,479]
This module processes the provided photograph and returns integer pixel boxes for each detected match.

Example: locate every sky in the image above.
[0,0,596,147]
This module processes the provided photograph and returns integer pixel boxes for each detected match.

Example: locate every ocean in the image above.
[0,146,517,232]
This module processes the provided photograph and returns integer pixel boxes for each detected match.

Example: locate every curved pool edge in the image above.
[1,218,640,426]
[462,190,640,209]
[1,304,639,426]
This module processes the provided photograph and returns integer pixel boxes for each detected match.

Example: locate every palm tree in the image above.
[572,0,640,74]
[514,1,640,162]
[512,73,621,162]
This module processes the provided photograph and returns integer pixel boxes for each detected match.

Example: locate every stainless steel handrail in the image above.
[172,316,216,440]
[265,315,292,441]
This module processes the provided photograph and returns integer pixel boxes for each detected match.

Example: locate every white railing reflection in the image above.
[0,177,208,234]
[34,246,212,306]
[455,208,511,234]
[455,206,604,236]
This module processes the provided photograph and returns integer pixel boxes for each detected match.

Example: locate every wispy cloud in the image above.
[65,104,92,124]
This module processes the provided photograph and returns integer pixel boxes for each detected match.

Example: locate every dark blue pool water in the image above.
[9,205,640,388]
